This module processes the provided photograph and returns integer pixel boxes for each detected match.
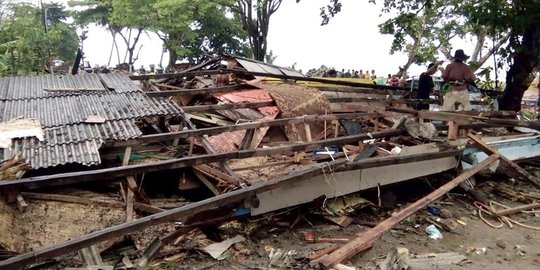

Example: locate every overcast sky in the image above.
[51,0,483,77]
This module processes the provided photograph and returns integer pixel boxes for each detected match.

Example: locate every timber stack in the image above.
[0,55,539,270]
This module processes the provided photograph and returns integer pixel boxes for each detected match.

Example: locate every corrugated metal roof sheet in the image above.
[41,120,142,146]
[232,56,305,77]
[1,92,182,127]
[7,138,102,169]
[0,73,184,169]
[0,73,141,100]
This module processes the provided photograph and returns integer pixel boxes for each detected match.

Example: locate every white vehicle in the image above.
[405,75,495,111]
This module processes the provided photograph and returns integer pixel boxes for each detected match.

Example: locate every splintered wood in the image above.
[319,154,501,269]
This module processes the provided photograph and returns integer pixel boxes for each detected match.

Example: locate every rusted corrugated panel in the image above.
[207,114,278,153]
[0,92,182,127]
[214,88,279,116]
[8,138,102,169]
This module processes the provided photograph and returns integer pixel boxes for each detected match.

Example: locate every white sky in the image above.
[48,0,487,78]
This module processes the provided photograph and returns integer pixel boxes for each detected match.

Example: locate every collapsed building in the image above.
[0,56,539,269]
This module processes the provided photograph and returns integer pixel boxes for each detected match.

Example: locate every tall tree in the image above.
[0,2,78,75]
[69,0,122,65]
[112,0,248,70]
[320,0,539,112]
[219,0,283,61]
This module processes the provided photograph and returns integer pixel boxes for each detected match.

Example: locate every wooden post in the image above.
[304,123,313,142]
[319,153,500,269]
[447,121,459,140]
[123,147,134,222]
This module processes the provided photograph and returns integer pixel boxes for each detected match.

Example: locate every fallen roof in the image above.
[226,55,305,78]
[0,73,183,169]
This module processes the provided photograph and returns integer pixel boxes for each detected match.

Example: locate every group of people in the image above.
[386,73,408,87]
[416,49,476,112]
[322,68,378,79]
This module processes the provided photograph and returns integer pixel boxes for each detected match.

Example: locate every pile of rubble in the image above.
[0,55,539,269]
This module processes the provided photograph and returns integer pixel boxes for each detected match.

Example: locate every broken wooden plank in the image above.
[130,69,411,91]
[472,116,540,130]
[105,112,380,148]
[193,171,221,196]
[193,164,238,186]
[319,153,500,269]
[0,129,417,191]
[418,111,473,124]
[21,192,164,214]
[493,202,540,217]
[180,101,275,113]
[145,84,256,97]
[0,142,457,269]
[16,194,28,212]
[468,134,540,188]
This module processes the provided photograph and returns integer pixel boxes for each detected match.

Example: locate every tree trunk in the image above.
[168,48,177,72]
[499,23,540,111]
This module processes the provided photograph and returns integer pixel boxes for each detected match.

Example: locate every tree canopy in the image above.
[0,2,79,75]
[320,0,540,111]
[71,0,249,70]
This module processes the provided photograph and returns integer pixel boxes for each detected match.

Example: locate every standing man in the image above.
[441,49,476,111]
[416,61,444,110]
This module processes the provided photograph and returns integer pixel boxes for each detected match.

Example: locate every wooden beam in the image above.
[468,134,540,188]
[145,84,257,97]
[472,117,540,130]
[0,147,462,270]
[104,112,380,148]
[192,171,221,196]
[418,111,473,124]
[130,69,412,91]
[493,202,540,217]
[193,164,238,186]
[181,101,275,113]
[0,129,403,190]
[319,153,500,269]
[20,192,164,214]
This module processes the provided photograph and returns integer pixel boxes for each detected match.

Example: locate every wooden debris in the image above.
[493,202,540,217]
[469,134,540,188]
[319,153,500,269]
[308,245,340,261]
[0,156,31,180]
[325,216,353,228]
[15,194,27,212]
[0,129,403,190]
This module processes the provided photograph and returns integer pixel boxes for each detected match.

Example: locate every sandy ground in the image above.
[149,177,540,270]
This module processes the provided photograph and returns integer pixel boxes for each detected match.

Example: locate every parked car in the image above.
[405,75,495,111]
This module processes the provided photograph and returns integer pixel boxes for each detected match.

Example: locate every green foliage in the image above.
[72,0,248,67]
[0,3,78,75]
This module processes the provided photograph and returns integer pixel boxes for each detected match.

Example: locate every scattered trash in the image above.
[409,252,468,268]
[425,225,443,239]
[513,245,526,256]
[426,205,441,216]
[439,208,453,218]
[496,239,506,249]
[267,247,299,268]
[203,235,245,260]
[467,247,487,255]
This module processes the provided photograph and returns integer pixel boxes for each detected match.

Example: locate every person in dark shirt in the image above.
[416,61,443,110]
